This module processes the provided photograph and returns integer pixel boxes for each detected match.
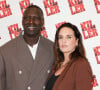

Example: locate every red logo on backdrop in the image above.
[43,0,60,16]
[0,0,12,19]
[68,0,85,15]
[92,75,99,87]
[56,21,66,29]
[80,20,98,39]
[19,0,33,15]
[8,24,22,40]
[94,0,100,13]
[41,27,48,38]
[94,46,100,64]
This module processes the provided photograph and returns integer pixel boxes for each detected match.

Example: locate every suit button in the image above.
[18,70,22,75]
[43,86,45,90]
[27,86,31,90]
[47,70,50,73]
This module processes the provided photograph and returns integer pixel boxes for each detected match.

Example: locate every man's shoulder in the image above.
[40,36,53,45]
[40,36,53,46]
[40,36,54,51]
[0,35,22,50]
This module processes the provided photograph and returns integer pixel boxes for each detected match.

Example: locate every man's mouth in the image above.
[27,26,37,30]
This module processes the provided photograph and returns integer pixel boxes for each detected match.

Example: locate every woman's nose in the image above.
[62,38,67,43]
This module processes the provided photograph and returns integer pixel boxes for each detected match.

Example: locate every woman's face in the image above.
[58,27,78,55]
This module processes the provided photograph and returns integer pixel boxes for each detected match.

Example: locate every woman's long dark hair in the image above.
[53,22,86,71]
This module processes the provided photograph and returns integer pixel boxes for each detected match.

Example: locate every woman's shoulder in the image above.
[73,57,93,76]
[74,57,89,65]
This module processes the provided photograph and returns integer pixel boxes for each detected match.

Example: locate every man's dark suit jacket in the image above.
[0,35,54,90]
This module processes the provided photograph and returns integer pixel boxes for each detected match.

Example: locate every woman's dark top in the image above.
[45,74,59,90]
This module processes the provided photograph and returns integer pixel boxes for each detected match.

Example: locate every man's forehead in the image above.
[24,8,42,15]
[26,7,41,12]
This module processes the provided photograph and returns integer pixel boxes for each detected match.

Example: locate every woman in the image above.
[45,23,93,90]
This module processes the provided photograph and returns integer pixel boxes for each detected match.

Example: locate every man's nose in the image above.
[29,18,34,24]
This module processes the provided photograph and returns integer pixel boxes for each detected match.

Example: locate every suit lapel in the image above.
[28,36,51,84]
[16,35,34,72]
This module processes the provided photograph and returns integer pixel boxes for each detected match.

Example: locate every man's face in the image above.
[22,7,44,37]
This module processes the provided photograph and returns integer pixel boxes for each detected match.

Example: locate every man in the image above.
[0,5,54,90]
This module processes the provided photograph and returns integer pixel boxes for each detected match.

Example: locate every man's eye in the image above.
[23,17,29,20]
[34,17,40,20]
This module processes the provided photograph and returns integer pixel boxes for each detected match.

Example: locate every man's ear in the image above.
[41,16,44,26]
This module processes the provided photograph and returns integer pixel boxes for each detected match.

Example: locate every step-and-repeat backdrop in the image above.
[0,0,100,89]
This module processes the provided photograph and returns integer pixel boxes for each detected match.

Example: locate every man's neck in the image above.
[23,35,40,47]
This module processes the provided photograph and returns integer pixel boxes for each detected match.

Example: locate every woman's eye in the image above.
[67,36,71,39]
[58,35,72,39]
[58,36,63,39]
